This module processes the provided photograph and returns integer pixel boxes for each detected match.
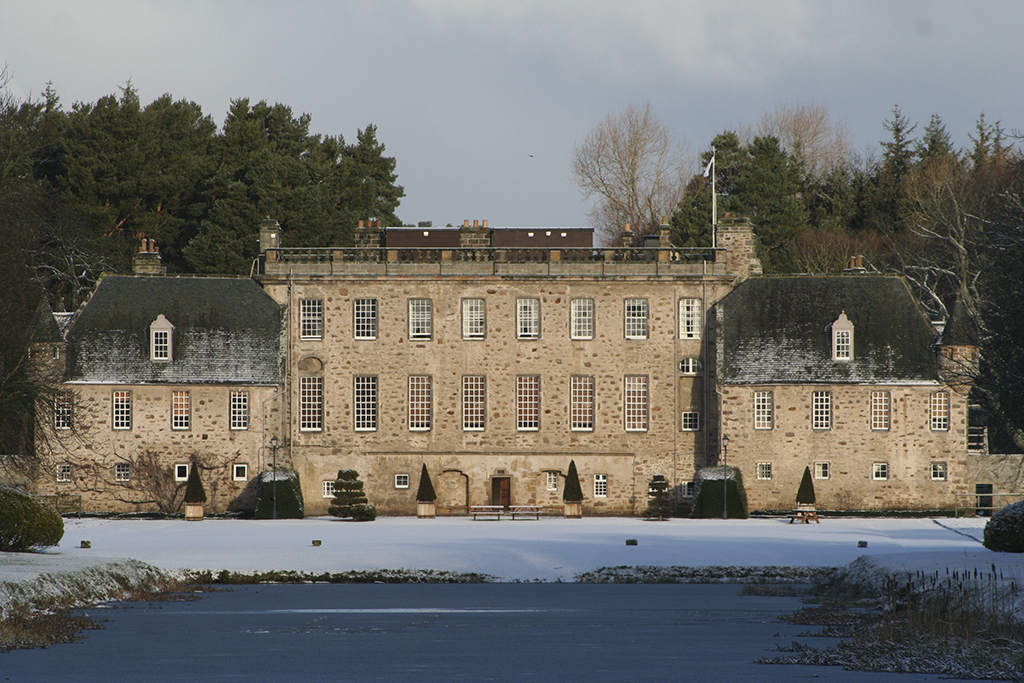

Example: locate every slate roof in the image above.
[64,276,282,385]
[718,275,940,385]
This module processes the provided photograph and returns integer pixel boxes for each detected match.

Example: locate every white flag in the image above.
[702,155,714,178]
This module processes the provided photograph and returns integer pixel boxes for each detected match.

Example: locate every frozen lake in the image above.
[0,583,985,683]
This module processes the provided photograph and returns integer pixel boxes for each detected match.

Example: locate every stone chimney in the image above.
[354,218,385,248]
[621,223,635,248]
[459,219,492,248]
[133,237,167,276]
[658,216,672,247]
[259,218,281,254]
[714,215,762,281]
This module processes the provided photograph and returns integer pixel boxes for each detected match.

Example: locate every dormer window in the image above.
[831,312,853,362]
[150,314,175,362]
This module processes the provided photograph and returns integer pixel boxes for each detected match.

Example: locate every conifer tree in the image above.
[328,469,376,521]
[563,460,583,502]
[183,462,207,504]
[416,463,436,502]
[796,466,816,506]
[643,474,673,520]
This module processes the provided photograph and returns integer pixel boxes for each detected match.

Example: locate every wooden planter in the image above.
[563,501,582,518]
[184,502,204,521]
[417,501,436,518]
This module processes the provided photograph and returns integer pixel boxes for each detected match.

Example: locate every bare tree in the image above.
[571,102,690,244]
[749,102,853,179]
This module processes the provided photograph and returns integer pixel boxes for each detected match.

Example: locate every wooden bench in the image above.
[508,505,543,520]
[790,505,820,524]
[469,505,504,520]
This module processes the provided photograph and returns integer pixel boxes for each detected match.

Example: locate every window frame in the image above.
[546,471,559,492]
[680,411,700,431]
[300,299,324,340]
[679,298,702,339]
[172,390,191,431]
[679,357,701,375]
[175,463,189,482]
[112,390,132,430]
[408,299,433,341]
[299,376,324,432]
[756,462,773,480]
[570,298,594,340]
[624,375,649,432]
[516,375,540,431]
[516,298,540,340]
[832,312,854,361]
[54,391,73,430]
[233,463,248,481]
[322,480,336,498]
[812,390,831,430]
[871,391,890,431]
[56,463,72,483]
[594,473,608,497]
[150,314,174,362]
[230,390,249,430]
[462,375,486,431]
[354,298,378,340]
[624,298,648,340]
[570,375,595,432]
[754,390,773,430]
[931,462,948,481]
[930,391,950,431]
[814,461,830,480]
[354,375,378,431]
[872,462,889,480]
[408,375,432,431]
[115,462,131,482]
[462,298,486,340]
[395,473,411,489]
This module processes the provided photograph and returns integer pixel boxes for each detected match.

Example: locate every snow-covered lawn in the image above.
[2,515,1021,584]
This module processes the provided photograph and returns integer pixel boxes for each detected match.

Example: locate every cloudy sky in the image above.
[2,1,1021,228]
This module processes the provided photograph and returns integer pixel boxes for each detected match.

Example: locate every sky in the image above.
[1,1,1021,229]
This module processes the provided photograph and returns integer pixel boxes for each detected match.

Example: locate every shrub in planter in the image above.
[796,466,816,506]
[642,475,674,520]
[690,466,748,519]
[416,463,436,502]
[0,484,64,551]
[329,469,377,521]
[983,500,1024,553]
[254,470,304,519]
[183,465,207,504]
[563,460,583,503]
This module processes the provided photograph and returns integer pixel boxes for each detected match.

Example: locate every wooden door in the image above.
[491,477,511,508]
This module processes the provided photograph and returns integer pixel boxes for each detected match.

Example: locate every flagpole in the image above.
[710,146,717,249]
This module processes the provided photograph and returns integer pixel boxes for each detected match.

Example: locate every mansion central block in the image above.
[34,217,972,515]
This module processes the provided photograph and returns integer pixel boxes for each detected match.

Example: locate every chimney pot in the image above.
[359,220,365,228]
[473,220,479,228]
[624,223,632,233]
[464,220,470,228]
[483,220,488,228]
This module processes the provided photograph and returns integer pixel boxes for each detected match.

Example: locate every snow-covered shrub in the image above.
[0,484,64,552]
[642,475,673,519]
[983,500,1024,553]
[690,467,748,519]
[328,470,376,521]
[254,470,304,519]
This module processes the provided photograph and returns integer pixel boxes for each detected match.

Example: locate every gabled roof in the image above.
[717,275,939,385]
[65,276,282,385]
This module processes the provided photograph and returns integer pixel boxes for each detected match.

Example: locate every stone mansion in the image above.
[30,216,986,515]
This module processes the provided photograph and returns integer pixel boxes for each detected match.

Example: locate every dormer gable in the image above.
[831,311,854,362]
[150,314,175,362]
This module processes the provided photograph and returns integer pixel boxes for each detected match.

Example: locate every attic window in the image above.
[150,314,175,362]
[831,312,854,362]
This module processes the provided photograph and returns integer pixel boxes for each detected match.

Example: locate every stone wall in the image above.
[721,383,970,511]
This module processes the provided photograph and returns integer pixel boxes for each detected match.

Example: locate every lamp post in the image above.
[721,434,730,520]
[270,435,279,520]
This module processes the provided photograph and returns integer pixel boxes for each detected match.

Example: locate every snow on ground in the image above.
[3,515,1021,584]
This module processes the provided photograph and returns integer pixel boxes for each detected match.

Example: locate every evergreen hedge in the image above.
[563,460,583,502]
[254,470,304,519]
[0,484,65,551]
[690,467,748,519]
[983,500,1024,553]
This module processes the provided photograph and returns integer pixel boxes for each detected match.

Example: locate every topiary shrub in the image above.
[796,466,816,506]
[983,500,1024,553]
[0,484,65,551]
[329,469,376,521]
[563,460,583,503]
[642,475,674,520]
[183,464,207,504]
[416,463,436,502]
[254,470,304,519]
[690,466,748,519]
